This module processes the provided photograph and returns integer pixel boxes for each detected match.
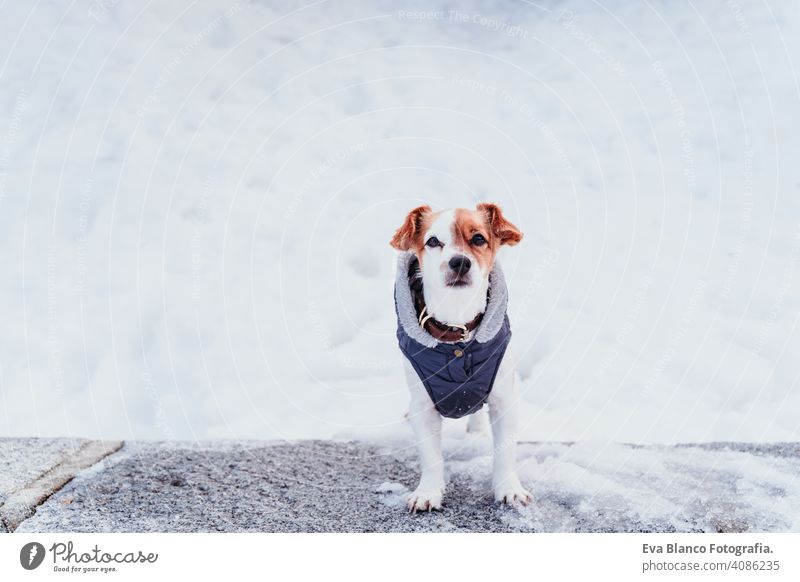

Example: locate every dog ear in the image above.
[477,203,523,246]
[390,205,432,250]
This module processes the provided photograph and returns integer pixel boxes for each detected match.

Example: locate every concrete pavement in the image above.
[2,438,798,532]
[0,439,122,532]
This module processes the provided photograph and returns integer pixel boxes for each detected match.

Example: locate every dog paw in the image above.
[494,480,532,506]
[406,488,443,513]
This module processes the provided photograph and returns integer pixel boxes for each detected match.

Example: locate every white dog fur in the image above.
[390,203,531,513]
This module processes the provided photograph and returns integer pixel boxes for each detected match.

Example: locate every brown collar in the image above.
[417,305,484,342]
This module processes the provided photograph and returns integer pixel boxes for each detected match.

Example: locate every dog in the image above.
[391,202,531,512]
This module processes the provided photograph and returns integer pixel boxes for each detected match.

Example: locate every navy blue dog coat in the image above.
[394,254,512,419]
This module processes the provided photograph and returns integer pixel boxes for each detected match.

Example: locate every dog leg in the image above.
[466,405,489,433]
[406,395,445,513]
[488,368,531,506]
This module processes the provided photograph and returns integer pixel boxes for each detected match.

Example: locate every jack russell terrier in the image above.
[391,203,531,512]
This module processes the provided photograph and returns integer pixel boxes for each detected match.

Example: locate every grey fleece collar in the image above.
[394,251,509,348]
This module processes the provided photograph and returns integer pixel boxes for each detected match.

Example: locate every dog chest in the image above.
[397,315,511,419]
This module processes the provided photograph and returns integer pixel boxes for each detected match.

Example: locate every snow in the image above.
[1,1,799,444]
[491,440,800,532]
[509,442,800,532]
[376,435,800,531]
[375,481,407,494]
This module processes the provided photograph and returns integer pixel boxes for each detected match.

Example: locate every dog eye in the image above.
[425,236,441,248]
[471,234,487,246]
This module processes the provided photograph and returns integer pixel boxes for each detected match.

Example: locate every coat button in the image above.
[454,349,464,357]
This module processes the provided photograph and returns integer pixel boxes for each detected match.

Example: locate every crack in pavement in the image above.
[0,440,123,532]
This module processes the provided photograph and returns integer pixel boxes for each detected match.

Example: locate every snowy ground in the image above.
[1,1,799,444]
[8,437,799,533]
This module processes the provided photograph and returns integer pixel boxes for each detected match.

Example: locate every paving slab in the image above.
[0,438,88,504]
[0,439,122,531]
[11,439,800,533]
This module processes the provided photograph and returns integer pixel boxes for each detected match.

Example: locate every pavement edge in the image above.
[0,440,124,532]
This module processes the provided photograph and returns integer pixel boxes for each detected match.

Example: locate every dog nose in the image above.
[449,255,471,274]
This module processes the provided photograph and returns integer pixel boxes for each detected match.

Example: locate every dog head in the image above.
[391,203,522,324]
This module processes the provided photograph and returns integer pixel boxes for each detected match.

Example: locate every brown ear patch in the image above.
[390,205,432,250]
[477,202,523,246]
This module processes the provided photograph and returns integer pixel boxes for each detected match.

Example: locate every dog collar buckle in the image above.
[450,324,469,342]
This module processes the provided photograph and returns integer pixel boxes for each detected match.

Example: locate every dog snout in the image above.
[448,255,471,275]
